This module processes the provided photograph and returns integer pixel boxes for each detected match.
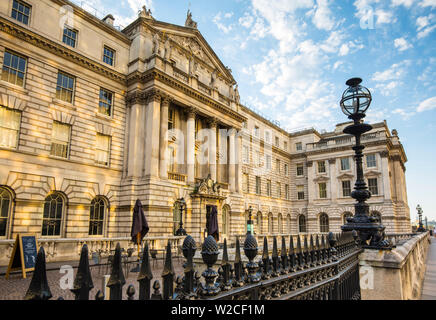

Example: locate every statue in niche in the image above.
[210,70,217,88]
[234,85,240,104]
[152,33,161,56]
[185,10,198,28]
[164,38,172,60]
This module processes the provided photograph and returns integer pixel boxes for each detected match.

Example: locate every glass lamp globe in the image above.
[340,78,372,118]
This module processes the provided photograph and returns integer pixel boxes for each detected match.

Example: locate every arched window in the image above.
[173,201,181,235]
[319,213,329,233]
[371,211,382,223]
[256,212,262,234]
[298,215,306,233]
[286,214,291,233]
[89,197,107,236]
[268,213,273,234]
[42,193,65,236]
[278,213,283,234]
[343,212,353,225]
[0,187,12,237]
[222,205,230,239]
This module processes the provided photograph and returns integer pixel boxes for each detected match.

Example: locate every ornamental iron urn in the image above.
[200,235,220,296]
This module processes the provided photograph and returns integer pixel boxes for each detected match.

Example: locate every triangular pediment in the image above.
[337,173,354,180]
[364,170,381,177]
[148,20,235,84]
[313,175,330,183]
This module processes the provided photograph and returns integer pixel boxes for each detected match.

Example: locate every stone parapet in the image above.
[359,231,430,300]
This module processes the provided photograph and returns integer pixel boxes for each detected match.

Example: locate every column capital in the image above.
[185,106,198,118]
[146,89,162,104]
[207,117,219,128]
[380,151,389,158]
[161,96,172,107]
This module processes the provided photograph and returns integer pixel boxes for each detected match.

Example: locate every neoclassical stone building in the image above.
[0,0,410,264]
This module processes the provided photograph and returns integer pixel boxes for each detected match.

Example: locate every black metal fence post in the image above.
[107,243,126,300]
[233,237,244,287]
[280,236,288,274]
[24,246,52,300]
[162,241,175,300]
[71,244,94,300]
[138,243,153,300]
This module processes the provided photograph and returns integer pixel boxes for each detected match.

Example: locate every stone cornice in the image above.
[126,69,246,124]
[0,16,127,84]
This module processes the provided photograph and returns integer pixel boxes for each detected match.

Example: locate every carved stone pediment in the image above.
[313,175,330,183]
[191,174,226,200]
[364,170,381,177]
[337,173,354,180]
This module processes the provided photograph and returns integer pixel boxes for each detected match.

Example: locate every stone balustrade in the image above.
[359,231,431,300]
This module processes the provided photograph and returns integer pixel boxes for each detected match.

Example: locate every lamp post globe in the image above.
[340,78,391,249]
[416,204,425,232]
[175,197,187,236]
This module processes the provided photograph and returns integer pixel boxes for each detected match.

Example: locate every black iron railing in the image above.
[23,232,362,300]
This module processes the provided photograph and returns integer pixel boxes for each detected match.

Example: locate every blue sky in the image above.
[78,0,435,221]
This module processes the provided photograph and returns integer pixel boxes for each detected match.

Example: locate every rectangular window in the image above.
[256,176,261,195]
[342,180,351,197]
[242,145,249,164]
[368,178,378,195]
[264,130,271,143]
[168,108,175,131]
[267,180,271,197]
[95,134,111,166]
[275,136,279,147]
[284,141,288,151]
[276,159,280,173]
[168,145,175,172]
[341,157,350,171]
[319,183,327,199]
[277,182,281,198]
[318,161,326,173]
[50,122,71,158]
[254,126,259,138]
[103,46,115,66]
[296,142,302,151]
[99,88,113,116]
[366,154,377,168]
[56,71,75,103]
[256,151,261,167]
[11,0,31,25]
[266,154,271,170]
[284,163,288,175]
[285,184,289,200]
[1,50,27,87]
[297,164,304,176]
[243,173,249,193]
[0,105,21,149]
[297,185,305,200]
[62,27,77,48]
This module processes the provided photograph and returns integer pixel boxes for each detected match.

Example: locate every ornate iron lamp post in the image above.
[416,205,425,232]
[175,198,187,236]
[340,78,391,249]
[246,206,253,235]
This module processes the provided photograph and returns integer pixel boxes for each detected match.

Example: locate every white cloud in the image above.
[394,37,413,51]
[309,0,335,31]
[213,12,234,34]
[391,0,415,7]
[372,60,410,82]
[375,9,395,24]
[419,0,436,7]
[416,14,436,38]
[392,108,416,119]
[417,96,436,112]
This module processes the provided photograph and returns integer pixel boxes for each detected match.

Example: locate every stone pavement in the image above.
[421,237,436,300]
[0,255,187,300]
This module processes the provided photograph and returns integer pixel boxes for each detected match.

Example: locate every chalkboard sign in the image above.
[5,234,38,279]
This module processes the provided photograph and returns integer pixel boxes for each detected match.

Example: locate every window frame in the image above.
[88,197,108,236]
[62,24,79,49]
[255,176,261,195]
[0,187,13,238]
[103,45,116,66]
[368,178,379,195]
[95,133,111,167]
[296,142,302,151]
[366,154,377,168]
[98,88,114,117]
[56,71,76,104]
[0,105,22,150]
[297,185,305,200]
[340,157,350,171]
[318,161,326,173]
[342,180,351,197]
[11,0,31,26]
[42,192,66,237]
[266,180,271,197]
[1,49,28,87]
[296,164,304,177]
[319,213,329,233]
[319,182,327,199]
[298,215,307,233]
[50,121,71,159]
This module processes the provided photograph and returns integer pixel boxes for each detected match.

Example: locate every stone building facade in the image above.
[0,0,410,265]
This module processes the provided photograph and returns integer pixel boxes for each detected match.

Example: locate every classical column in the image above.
[228,128,236,192]
[208,118,218,181]
[159,98,170,179]
[235,134,242,193]
[127,94,145,178]
[380,151,391,201]
[186,107,196,184]
[144,91,161,178]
